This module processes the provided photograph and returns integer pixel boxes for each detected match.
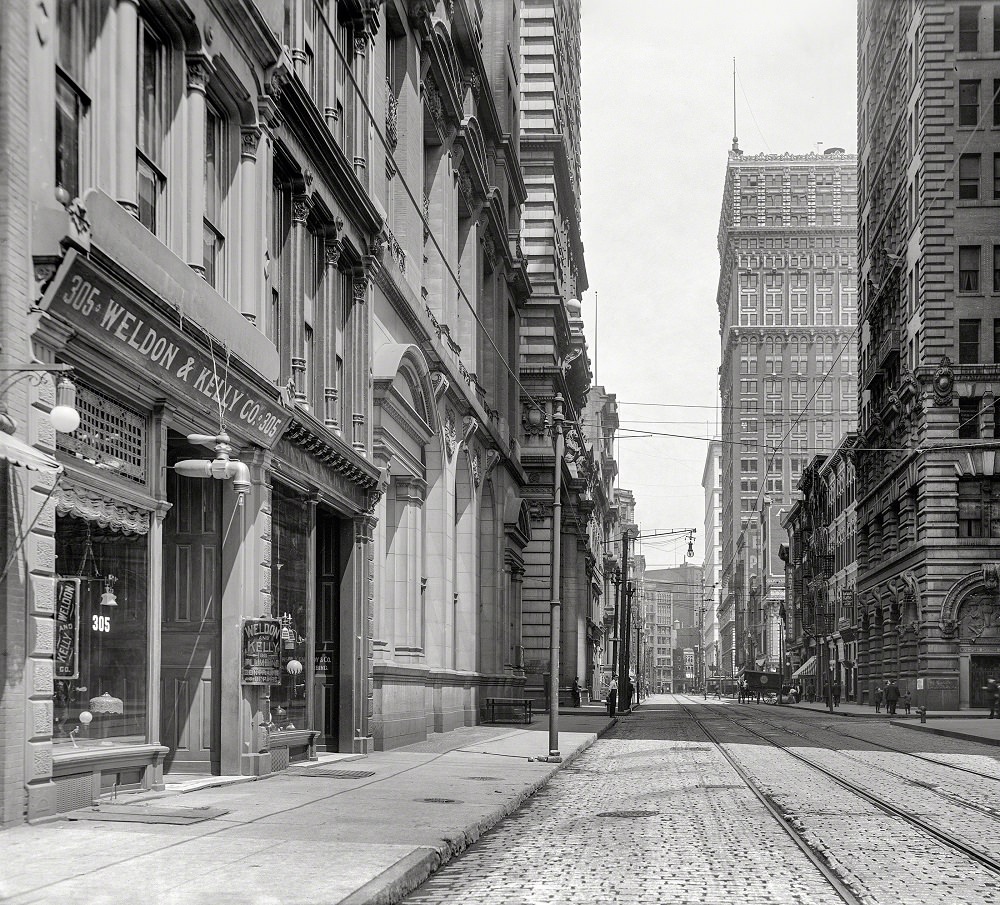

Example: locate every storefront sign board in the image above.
[42,250,291,449]
[55,578,81,680]
[242,618,282,686]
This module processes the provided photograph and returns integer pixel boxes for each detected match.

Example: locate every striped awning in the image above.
[0,433,62,474]
[791,655,817,678]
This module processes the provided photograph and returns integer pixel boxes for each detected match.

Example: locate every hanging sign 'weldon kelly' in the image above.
[242,619,282,686]
[41,250,291,449]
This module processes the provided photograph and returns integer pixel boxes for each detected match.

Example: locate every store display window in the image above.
[53,516,148,748]
[269,484,311,731]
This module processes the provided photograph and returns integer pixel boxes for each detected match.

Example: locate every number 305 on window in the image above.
[91,615,111,633]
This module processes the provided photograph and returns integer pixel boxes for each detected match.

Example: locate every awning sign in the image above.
[41,250,291,448]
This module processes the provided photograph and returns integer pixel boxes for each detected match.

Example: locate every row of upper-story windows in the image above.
[736,236,857,251]
[957,4,1000,53]
[54,1,364,303]
[958,151,1000,199]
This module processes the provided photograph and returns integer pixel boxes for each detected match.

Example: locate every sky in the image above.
[578,0,858,569]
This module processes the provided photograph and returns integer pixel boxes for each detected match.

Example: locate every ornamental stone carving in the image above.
[444,408,458,457]
[933,354,955,406]
[431,370,450,401]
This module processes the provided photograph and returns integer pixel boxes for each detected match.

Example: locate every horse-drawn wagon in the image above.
[738,670,797,704]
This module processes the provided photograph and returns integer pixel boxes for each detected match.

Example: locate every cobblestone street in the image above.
[403,698,1000,905]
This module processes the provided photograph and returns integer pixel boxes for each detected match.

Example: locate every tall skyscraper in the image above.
[716,146,858,673]
[518,0,593,702]
[857,1,1000,710]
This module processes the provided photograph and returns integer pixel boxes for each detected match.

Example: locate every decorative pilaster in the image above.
[115,0,140,216]
[349,270,370,454]
[239,127,262,324]
[289,193,314,411]
[185,54,214,276]
[323,234,343,434]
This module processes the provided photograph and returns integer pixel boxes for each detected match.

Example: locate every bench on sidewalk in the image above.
[484,698,533,724]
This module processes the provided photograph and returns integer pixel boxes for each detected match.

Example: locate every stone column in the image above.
[221,450,271,777]
[185,55,213,276]
[350,512,377,753]
[289,193,313,411]
[238,127,262,323]
[116,0,140,216]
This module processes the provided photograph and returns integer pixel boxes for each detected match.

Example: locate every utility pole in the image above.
[617,526,633,712]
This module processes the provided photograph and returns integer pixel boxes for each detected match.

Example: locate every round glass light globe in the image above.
[49,405,80,433]
[79,711,93,725]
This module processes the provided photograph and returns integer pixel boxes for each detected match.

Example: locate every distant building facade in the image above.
[643,563,703,693]
[716,145,859,675]
[857,1,1000,709]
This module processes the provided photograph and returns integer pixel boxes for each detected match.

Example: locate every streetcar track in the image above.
[729,707,1000,819]
[677,695,1000,883]
[671,699,864,905]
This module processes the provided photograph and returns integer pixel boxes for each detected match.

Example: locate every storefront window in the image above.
[270,484,311,731]
[54,516,148,748]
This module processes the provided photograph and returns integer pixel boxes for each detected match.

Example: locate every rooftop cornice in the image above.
[728,151,858,164]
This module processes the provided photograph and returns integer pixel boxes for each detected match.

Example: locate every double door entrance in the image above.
[970,655,1000,708]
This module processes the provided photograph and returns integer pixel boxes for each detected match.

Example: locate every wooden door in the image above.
[314,512,340,750]
[971,656,1000,708]
[161,472,221,773]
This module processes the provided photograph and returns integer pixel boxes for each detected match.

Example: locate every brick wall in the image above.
[0,0,31,827]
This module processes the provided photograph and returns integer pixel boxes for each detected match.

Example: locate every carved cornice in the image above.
[284,419,380,490]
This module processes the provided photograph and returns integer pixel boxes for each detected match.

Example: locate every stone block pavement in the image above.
[0,705,615,905]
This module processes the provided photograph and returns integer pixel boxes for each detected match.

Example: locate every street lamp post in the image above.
[546,394,565,762]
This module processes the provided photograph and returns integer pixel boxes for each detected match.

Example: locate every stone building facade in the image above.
[857,1,1000,709]
[781,432,858,702]
[368,1,532,749]
[702,439,724,675]
[716,146,859,675]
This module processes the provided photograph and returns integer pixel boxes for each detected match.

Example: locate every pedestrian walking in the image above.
[833,681,842,708]
[902,690,912,715]
[607,677,618,717]
[626,677,635,710]
[984,678,1000,718]
[571,678,582,708]
[885,680,900,715]
[873,684,883,713]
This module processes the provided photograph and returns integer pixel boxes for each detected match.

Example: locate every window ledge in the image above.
[52,743,169,775]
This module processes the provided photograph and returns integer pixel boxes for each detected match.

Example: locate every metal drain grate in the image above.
[463,776,505,781]
[284,768,375,779]
[419,797,460,804]
[597,809,659,818]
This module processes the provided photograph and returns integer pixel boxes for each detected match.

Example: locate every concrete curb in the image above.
[338,725,613,905]
[890,720,1000,746]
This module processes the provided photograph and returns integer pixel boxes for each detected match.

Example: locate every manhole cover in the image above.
[463,776,504,781]
[419,797,460,804]
[284,768,375,779]
[596,809,659,818]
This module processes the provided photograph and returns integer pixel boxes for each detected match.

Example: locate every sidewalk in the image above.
[779,699,993,720]
[1,707,614,905]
